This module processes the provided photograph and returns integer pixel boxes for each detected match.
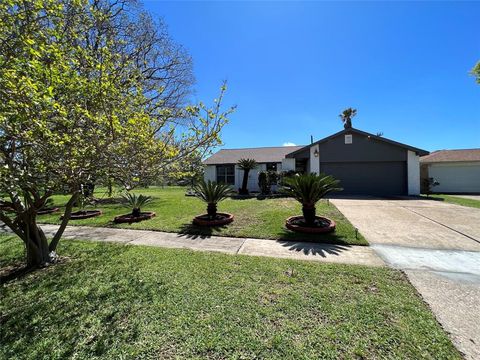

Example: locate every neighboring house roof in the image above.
[286,128,429,157]
[203,146,305,165]
[420,149,480,163]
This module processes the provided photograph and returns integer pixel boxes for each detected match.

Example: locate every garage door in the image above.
[321,161,407,195]
[429,163,480,193]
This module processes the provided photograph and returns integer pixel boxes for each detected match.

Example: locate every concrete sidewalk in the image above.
[25,224,384,267]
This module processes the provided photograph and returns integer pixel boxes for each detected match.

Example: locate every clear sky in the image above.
[143,1,480,152]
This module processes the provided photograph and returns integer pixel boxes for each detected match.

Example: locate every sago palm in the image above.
[121,192,152,217]
[193,180,234,219]
[282,173,342,226]
[237,158,258,195]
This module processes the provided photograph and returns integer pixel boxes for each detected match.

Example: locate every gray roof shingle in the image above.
[420,149,480,163]
[203,146,305,165]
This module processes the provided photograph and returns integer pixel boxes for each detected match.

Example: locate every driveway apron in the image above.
[331,197,480,360]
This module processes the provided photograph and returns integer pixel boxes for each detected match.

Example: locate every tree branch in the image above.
[48,192,78,252]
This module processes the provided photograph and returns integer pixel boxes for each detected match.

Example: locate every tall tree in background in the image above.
[472,61,480,84]
[0,0,234,267]
[163,151,205,187]
[339,108,357,129]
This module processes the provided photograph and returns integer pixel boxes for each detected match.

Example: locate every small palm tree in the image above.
[282,174,342,226]
[237,158,258,195]
[339,107,357,129]
[193,180,234,219]
[121,192,152,217]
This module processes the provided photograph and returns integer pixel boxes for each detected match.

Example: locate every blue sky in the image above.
[144,1,480,152]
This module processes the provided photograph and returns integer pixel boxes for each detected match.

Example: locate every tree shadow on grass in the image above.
[0,242,155,359]
[0,239,131,284]
[176,223,230,240]
[0,264,34,284]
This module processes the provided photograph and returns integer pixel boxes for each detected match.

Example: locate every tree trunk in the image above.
[132,207,141,217]
[207,203,217,219]
[0,192,77,268]
[107,178,113,197]
[302,204,316,227]
[49,192,78,252]
[22,219,52,267]
[240,169,250,195]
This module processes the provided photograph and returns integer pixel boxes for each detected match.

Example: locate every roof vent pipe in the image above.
[310,135,313,144]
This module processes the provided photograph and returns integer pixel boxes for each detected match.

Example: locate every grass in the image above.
[0,234,460,359]
[38,186,367,246]
[421,194,480,209]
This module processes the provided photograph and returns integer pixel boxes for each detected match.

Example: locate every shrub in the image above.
[423,177,440,197]
[282,173,342,226]
[193,180,234,219]
[121,192,152,217]
[258,171,270,195]
[258,171,280,195]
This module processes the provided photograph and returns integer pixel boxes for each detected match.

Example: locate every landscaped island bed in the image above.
[0,235,460,359]
[39,186,368,246]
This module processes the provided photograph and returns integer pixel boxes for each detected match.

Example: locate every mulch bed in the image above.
[193,212,234,226]
[62,210,102,220]
[37,207,60,215]
[113,211,156,224]
[285,215,336,234]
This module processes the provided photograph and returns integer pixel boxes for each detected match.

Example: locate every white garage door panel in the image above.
[429,163,480,193]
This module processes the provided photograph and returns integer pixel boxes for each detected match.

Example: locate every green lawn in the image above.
[38,186,367,246]
[0,234,460,359]
[421,194,480,209]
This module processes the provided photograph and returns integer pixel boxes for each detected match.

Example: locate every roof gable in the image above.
[287,128,429,157]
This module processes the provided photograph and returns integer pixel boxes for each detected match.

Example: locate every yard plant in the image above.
[237,158,258,195]
[258,171,278,195]
[193,180,235,219]
[0,0,233,267]
[282,174,342,226]
[121,192,152,217]
[37,187,368,245]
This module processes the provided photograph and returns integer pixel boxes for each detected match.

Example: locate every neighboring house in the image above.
[420,149,480,194]
[203,127,429,195]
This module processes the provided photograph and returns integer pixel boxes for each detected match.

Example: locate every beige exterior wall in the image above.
[204,165,216,182]
[427,161,480,193]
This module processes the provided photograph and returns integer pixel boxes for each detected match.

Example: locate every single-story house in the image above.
[203,145,305,192]
[203,127,429,196]
[420,149,480,194]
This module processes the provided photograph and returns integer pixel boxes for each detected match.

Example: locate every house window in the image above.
[266,163,277,172]
[216,165,235,185]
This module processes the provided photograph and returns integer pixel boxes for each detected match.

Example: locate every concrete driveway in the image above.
[331,197,480,360]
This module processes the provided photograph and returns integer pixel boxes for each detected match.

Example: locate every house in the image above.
[203,145,305,192]
[203,127,429,195]
[420,149,480,194]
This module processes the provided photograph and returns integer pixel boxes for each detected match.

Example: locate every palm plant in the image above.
[237,158,258,195]
[193,180,234,219]
[339,107,357,129]
[282,173,342,226]
[121,192,152,217]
